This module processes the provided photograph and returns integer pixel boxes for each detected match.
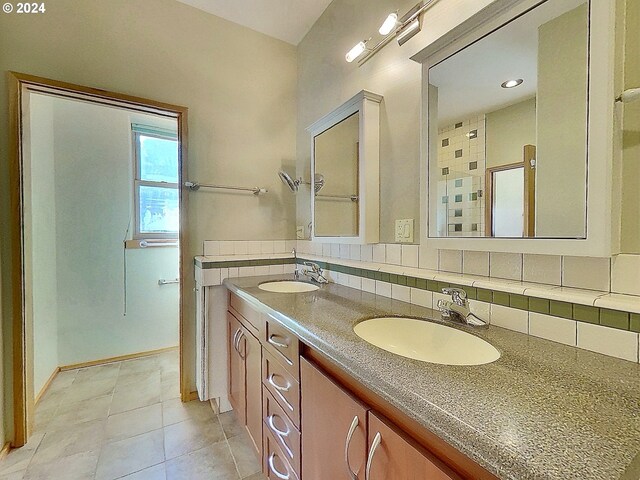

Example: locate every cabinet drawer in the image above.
[262,349,300,428]
[263,315,299,377]
[263,388,301,478]
[229,292,261,333]
[264,428,299,480]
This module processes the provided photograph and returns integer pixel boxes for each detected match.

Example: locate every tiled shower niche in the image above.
[437,116,486,237]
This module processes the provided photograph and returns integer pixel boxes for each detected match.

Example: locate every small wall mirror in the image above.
[427,0,589,239]
[308,90,382,244]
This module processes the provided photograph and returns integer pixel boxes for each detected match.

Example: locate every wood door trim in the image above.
[7,72,189,447]
[303,346,499,480]
[523,145,536,237]
[484,161,526,237]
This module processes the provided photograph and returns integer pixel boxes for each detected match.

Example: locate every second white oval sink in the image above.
[354,317,500,366]
[258,281,319,293]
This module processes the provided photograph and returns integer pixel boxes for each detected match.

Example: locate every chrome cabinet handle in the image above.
[268,453,290,480]
[267,415,293,458]
[268,334,289,349]
[232,329,241,352]
[365,432,382,480]
[236,331,246,359]
[344,416,360,480]
[267,374,291,393]
[267,414,290,438]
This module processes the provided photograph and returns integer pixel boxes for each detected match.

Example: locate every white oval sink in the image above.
[258,281,319,293]
[354,317,500,366]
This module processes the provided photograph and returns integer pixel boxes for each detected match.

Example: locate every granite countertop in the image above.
[223,274,640,480]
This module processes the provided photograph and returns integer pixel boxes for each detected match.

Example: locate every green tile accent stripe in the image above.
[198,257,296,269]
[291,257,640,333]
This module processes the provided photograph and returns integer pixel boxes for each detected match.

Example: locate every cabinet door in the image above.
[301,358,368,480]
[228,313,246,424]
[366,412,457,480]
[243,327,262,456]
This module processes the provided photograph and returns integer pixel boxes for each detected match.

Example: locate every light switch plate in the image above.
[395,219,414,243]
[296,225,305,239]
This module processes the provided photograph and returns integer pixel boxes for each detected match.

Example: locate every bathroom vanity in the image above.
[224,275,640,480]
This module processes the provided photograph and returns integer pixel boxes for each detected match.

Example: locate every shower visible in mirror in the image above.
[428,0,589,239]
[278,170,325,193]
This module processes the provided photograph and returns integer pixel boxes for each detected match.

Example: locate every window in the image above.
[133,125,179,238]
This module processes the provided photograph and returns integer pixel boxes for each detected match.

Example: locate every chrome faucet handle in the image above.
[303,261,321,273]
[441,287,467,306]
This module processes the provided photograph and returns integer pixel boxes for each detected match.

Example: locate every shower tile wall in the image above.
[438,116,486,236]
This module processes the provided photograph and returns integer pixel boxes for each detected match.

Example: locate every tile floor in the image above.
[0,350,265,480]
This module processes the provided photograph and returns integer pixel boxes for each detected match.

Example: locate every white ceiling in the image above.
[176,0,333,45]
[429,0,586,127]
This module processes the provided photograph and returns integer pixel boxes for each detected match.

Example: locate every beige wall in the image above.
[296,0,496,242]
[314,113,359,237]
[486,98,536,168]
[0,0,297,441]
[620,0,640,252]
[536,4,589,238]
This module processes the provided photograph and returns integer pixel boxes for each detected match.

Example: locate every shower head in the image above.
[313,174,325,194]
[278,170,299,192]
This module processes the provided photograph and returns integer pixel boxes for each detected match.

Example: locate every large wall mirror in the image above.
[427,0,589,239]
[308,90,382,244]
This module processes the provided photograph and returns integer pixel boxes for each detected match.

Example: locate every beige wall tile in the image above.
[375,281,391,298]
[386,244,402,265]
[401,245,419,268]
[528,312,576,346]
[419,245,438,270]
[611,254,640,296]
[203,241,220,256]
[360,245,373,262]
[490,304,528,333]
[410,288,432,308]
[489,252,522,280]
[372,244,386,263]
[391,284,411,302]
[562,256,610,291]
[362,278,376,294]
[439,250,462,273]
[463,251,489,276]
[577,323,638,362]
[523,254,561,285]
[349,245,361,261]
[246,241,261,254]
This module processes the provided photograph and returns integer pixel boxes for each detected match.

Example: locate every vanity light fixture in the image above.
[346,0,438,66]
[501,79,524,89]
[345,40,368,62]
[379,12,398,35]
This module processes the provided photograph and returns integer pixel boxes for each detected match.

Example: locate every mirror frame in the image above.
[411,0,618,256]
[307,90,383,244]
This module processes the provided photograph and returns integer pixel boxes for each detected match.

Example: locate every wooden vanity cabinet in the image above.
[227,308,262,454]
[301,358,368,479]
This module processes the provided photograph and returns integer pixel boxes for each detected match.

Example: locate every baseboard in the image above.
[0,442,11,461]
[34,367,60,405]
[59,346,179,371]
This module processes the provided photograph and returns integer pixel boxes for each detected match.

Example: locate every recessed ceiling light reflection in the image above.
[501,79,524,89]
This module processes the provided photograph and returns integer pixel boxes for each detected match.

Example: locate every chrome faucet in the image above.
[437,288,488,327]
[301,261,329,284]
[292,248,300,279]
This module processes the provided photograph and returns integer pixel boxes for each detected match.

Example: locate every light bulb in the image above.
[501,79,524,89]
[345,41,367,62]
[379,13,398,35]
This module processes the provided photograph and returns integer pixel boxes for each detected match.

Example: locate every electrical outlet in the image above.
[296,225,305,239]
[395,219,414,243]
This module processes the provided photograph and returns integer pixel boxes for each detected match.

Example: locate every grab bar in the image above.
[140,240,179,248]
[158,278,179,285]
[185,181,268,196]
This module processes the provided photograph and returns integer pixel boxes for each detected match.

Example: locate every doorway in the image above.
[8,73,189,447]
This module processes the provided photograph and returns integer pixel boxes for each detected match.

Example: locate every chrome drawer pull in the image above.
[267,414,290,437]
[344,415,359,480]
[365,432,382,480]
[268,334,290,349]
[232,329,241,353]
[267,415,294,458]
[236,331,246,359]
[268,453,290,480]
[267,374,291,392]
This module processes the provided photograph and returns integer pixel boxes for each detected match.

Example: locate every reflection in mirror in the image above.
[313,112,359,237]
[429,0,589,238]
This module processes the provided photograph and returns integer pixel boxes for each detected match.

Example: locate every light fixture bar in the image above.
[356,0,438,66]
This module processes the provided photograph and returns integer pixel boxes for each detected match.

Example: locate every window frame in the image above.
[132,129,179,239]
